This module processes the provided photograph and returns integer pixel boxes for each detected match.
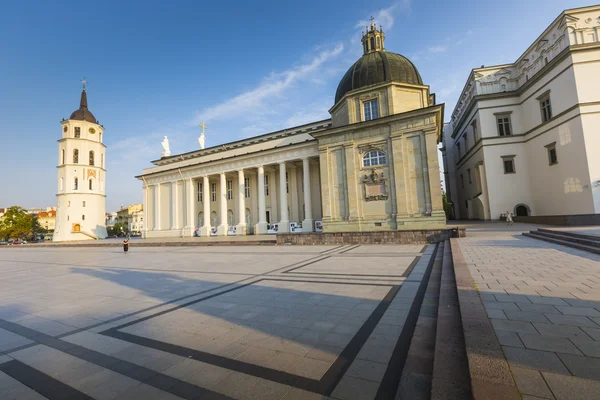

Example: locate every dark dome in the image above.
[335,51,423,104]
[69,89,97,124]
[69,108,97,124]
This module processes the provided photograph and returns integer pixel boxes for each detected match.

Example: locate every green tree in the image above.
[107,222,128,236]
[442,191,453,220]
[0,206,43,241]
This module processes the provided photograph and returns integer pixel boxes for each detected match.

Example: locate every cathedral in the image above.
[137,23,446,238]
[54,82,108,241]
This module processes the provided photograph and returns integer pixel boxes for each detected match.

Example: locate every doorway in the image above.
[515,204,530,217]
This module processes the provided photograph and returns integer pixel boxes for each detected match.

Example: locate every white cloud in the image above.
[429,46,447,53]
[285,100,332,127]
[193,43,344,124]
[355,0,411,31]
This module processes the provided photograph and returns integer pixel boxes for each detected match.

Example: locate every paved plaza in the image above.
[0,244,434,399]
[454,222,600,400]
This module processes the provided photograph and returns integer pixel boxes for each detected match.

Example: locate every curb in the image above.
[450,238,521,399]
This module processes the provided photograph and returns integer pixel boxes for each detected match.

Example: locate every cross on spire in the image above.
[81,77,87,91]
[198,121,207,135]
[370,16,375,24]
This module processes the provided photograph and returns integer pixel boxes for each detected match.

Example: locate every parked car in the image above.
[9,241,25,245]
[0,241,9,245]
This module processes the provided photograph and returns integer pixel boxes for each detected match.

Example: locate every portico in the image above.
[140,129,324,238]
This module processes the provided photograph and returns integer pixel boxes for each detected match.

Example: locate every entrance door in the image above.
[516,205,529,216]
[73,224,80,232]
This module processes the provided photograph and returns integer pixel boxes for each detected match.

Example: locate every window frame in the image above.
[537,91,552,123]
[244,177,250,198]
[363,99,380,121]
[467,168,472,184]
[73,178,79,190]
[89,150,95,166]
[211,182,216,202]
[495,112,513,136]
[227,179,233,200]
[264,175,269,196]
[198,182,203,202]
[501,155,516,174]
[545,142,558,165]
[362,150,387,168]
[74,127,81,138]
[73,149,79,164]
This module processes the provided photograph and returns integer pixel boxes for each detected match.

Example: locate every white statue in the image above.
[198,122,207,150]
[161,136,171,157]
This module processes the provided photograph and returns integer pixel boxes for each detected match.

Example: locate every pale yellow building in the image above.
[37,210,56,232]
[137,23,445,237]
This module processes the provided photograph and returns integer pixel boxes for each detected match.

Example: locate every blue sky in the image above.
[0,0,591,211]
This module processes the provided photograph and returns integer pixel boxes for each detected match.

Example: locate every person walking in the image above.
[506,211,514,226]
[123,232,130,253]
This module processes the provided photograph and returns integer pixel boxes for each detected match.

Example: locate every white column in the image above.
[255,166,268,234]
[185,178,194,237]
[142,184,148,238]
[236,169,247,235]
[217,172,228,236]
[171,181,178,230]
[200,176,211,236]
[278,162,290,233]
[154,183,161,230]
[302,158,314,232]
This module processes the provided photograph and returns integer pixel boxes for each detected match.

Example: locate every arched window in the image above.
[227,210,234,226]
[89,179,94,190]
[89,151,95,166]
[362,150,387,167]
[73,149,79,164]
[82,201,86,207]
[60,177,64,191]
[73,178,78,190]
[370,37,375,50]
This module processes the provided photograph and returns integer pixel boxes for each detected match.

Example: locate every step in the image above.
[523,232,600,255]
[529,230,600,249]
[392,241,444,399]
[431,240,472,399]
[537,228,600,243]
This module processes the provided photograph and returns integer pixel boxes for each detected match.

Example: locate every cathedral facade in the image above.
[138,24,446,238]
[54,85,108,241]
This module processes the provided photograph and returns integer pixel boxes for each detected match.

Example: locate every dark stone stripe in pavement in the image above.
[0,359,93,400]
[431,240,472,399]
[0,318,233,399]
[375,242,440,400]
[450,238,520,400]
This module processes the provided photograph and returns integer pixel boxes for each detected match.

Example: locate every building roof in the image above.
[69,88,97,124]
[335,51,423,104]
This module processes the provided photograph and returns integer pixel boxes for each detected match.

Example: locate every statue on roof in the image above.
[161,136,171,157]
[198,122,207,150]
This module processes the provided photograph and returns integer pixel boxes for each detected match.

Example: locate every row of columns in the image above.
[146,158,314,236]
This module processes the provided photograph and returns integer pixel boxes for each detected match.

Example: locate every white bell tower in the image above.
[53,79,108,241]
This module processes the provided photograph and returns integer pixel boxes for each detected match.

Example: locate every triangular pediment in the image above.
[558,14,579,29]
[517,58,529,69]
[535,39,548,51]
[495,68,512,76]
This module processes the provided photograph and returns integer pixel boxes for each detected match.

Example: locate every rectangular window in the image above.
[463,134,468,150]
[211,183,216,202]
[502,156,516,174]
[467,168,472,184]
[460,174,464,188]
[540,95,552,122]
[227,180,233,200]
[496,114,512,136]
[286,172,289,194]
[264,175,269,196]
[363,99,380,121]
[472,120,478,141]
[74,127,80,138]
[457,143,461,160]
[546,142,558,165]
[244,178,250,198]
[198,182,203,202]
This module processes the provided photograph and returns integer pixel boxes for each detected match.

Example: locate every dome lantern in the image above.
[362,18,385,54]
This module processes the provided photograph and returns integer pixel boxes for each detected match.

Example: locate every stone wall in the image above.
[276,228,466,245]
[514,214,600,226]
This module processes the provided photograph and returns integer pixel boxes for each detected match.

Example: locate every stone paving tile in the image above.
[510,366,555,399]
[113,383,183,400]
[503,341,571,375]
[487,309,507,319]
[558,353,600,380]
[569,337,600,357]
[554,306,600,317]
[517,333,582,355]
[542,371,600,400]
[491,319,538,334]
[517,303,562,314]
[532,323,591,339]
[484,301,520,311]
[330,375,380,400]
[495,331,524,348]
[545,314,599,328]
[581,327,600,341]
[0,370,48,400]
[504,310,551,323]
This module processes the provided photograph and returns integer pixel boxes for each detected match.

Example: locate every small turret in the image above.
[361,18,385,55]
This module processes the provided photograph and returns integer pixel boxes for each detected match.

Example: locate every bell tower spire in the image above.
[80,77,88,109]
[361,17,385,55]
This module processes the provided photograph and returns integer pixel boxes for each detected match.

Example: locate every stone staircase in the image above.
[523,228,600,255]
[392,240,472,399]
